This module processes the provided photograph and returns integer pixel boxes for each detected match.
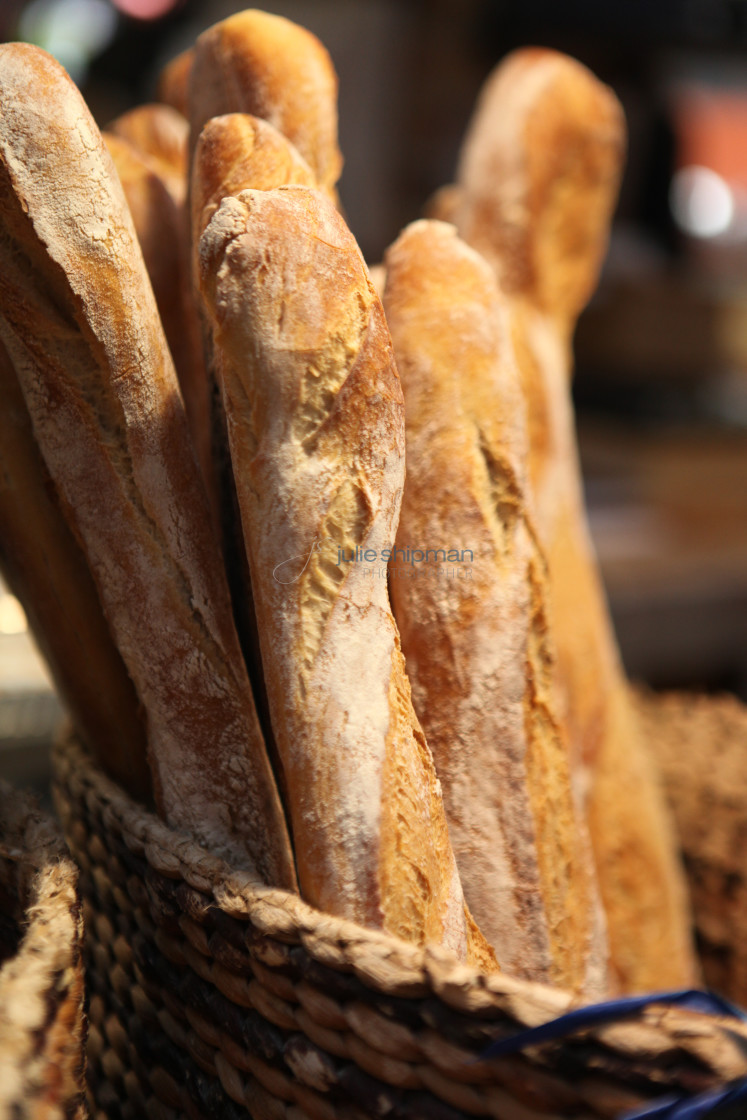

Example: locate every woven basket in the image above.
[634,688,747,1009]
[53,695,747,1120]
[0,780,87,1120]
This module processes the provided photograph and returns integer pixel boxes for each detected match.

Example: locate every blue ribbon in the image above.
[480,988,747,1119]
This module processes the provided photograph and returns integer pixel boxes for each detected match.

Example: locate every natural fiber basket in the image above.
[0,779,87,1120]
[634,688,747,1009]
[53,694,747,1120]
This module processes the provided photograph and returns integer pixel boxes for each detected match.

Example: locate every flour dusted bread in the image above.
[191,113,316,252]
[384,219,608,996]
[189,9,342,201]
[198,184,495,967]
[190,115,316,626]
[0,338,150,802]
[448,48,697,990]
[190,113,318,795]
[0,43,295,887]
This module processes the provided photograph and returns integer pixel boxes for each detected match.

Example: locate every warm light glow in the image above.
[0,594,28,636]
[110,0,179,19]
[670,165,735,239]
[19,0,118,82]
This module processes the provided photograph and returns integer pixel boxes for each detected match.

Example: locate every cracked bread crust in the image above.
[191,113,316,290]
[199,186,496,967]
[384,220,609,996]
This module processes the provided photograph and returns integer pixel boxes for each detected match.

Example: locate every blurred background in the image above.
[1,0,746,794]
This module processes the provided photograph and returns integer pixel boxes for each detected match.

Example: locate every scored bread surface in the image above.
[198,185,496,967]
[384,219,609,996]
[190,112,319,796]
[191,113,317,273]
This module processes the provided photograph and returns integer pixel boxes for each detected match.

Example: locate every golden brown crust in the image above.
[454,48,625,331]
[103,131,214,516]
[423,182,461,224]
[189,10,342,201]
[199,186,493,966]
[190,112,319,789]
[449,48,697,991]
[157,47,193,118]
[107,103,188,206]
[518,289,697,996]
[0,337,151,802]
[0,43,295,887]
[191,113,316,251]
[384,220,607,995]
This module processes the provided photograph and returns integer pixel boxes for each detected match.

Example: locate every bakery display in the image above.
[0,8,729,1038]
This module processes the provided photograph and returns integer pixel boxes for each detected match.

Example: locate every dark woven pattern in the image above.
[53,733,747,1120]
[0,780,87,1120]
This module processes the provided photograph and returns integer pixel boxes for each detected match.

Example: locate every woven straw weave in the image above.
[636,688,747,1009]
[0,780,87,1120]
[53,702,747,1120]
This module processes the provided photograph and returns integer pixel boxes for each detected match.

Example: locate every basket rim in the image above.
[54,726,583,1012]
[53,726,747,1067]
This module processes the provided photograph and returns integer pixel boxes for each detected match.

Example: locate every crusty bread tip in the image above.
[189,9,342,201]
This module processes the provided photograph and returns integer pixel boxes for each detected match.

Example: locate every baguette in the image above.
[103,131,215,515]
[0,337,150,802]
[107,103,188,207]
[189,10,342,202]
[190,113,318,799]
[0,43,296,887]
[191,113,316,254]
[198,184,496,967]
[448,48,697,990]
[157,47,193,118]
[384,219,609,995]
